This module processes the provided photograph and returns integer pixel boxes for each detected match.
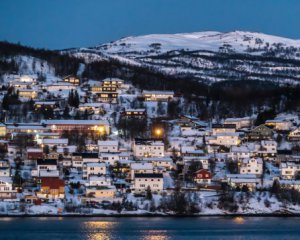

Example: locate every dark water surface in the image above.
[0,216,299,240]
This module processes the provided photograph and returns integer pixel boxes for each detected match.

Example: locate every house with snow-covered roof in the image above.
[133,173,164,193]
[133,138,164,158]
[83,162,106,179]
[224,117,253,129]
[98,140,119,153]
[130,162,154,180]
[239,158,263,176]
[142,90,174,102]
[0,177,17,199]
[265,119,293,131]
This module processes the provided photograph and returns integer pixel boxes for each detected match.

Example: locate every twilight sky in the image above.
[0,0,299,50]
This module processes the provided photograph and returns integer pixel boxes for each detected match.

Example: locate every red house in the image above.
[194,169,212,184]
[27,148,43,160]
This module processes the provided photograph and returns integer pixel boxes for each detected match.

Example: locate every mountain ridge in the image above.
[65,31,300,85]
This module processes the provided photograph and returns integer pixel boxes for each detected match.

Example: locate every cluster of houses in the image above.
[0,74,300,212]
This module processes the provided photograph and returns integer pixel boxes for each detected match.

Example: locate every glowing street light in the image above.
[155,128,163,138]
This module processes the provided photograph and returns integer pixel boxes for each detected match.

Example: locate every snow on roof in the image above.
[230,178,258,183]
[39,170,60,177]
[280,162,298,168]
[280,180,300,185]
[27,147,43,152]
[36,132,60,136]
[142,157,172,162]
[79,103,104,107]
[225,117,252,122]
[89,175,111,180]
[42,120,109,125]
[261,140,277,145]
[265,119,290,123]
[85,162,106,167]
[35,101,56,105]
[131,162,153,170]
[215,132,240,137]
[42,138,68,144]
[231,145,253,152]
[0,176,13,184]
[98,140,118,146]
[226,174,257,179]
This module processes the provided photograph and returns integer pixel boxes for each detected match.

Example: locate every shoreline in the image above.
[1,212,300,218]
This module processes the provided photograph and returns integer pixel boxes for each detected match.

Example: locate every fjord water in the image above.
[0,217,299,240]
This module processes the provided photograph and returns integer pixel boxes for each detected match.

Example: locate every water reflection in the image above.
[83,221,117,240]
[233,216,245,224]
[142,230,170,240]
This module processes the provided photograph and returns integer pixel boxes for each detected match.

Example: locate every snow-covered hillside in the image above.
[93,31,300,56]
[67,31,300,84]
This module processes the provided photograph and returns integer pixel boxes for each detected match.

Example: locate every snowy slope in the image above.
[67,31,300,84]
[94,31,300,55]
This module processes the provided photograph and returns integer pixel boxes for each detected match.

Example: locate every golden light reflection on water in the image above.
[83,221,171,240]
[142,230,171,240]
[85,221,117,229]
[83,221,117,240]
[233,217,245,224]
[0,217,13,221]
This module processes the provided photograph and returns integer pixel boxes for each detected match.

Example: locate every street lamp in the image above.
[155,128,163,138]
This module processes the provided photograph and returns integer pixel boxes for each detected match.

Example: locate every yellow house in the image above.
[0,124,6,137]
[18,89,38,99]
[86,186,116,199]
[63,75,80,85]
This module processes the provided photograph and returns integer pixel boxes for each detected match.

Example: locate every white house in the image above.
[256,140,277,160]
[226,174,260,191]
[130,162,153,180]
[99,153,120,165]
[142,157,174,170]
[133,138,164,158]
[83,162,106,179]
[31,159,59,177]
[85,176,112,187]
[239,158,263,176]
[133,173,164,193]
[228,144,255,161]
[142,90,174,101]
[208,133,240,147]
[280,162,300,180]
[183,156,209,170]
[224,117,253,129]
[0,177,17,199]
[41,138,68,147]
[98,140,119,153]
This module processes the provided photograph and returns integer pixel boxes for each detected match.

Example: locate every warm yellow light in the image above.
[97,126,105,134]
[155,128,162,136]
[233,217,245,224]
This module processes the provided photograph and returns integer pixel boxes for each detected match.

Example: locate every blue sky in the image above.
[0,0,299,49]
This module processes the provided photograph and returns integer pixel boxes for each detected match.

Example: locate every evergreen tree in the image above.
[145,186,153,200]
[63,106,70,119]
